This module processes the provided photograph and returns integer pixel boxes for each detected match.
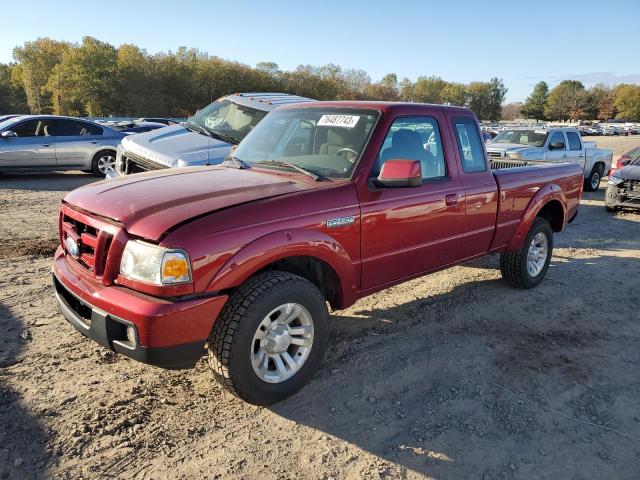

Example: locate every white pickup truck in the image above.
[486,127,612,191]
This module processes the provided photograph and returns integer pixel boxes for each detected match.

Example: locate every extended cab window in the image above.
[452,117,486,173]
[375,116,446,180]
[566,132,581,151]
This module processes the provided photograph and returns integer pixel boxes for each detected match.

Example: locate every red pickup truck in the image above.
[53,102,583,405]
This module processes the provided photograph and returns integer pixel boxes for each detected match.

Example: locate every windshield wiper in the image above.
[222,155,250,169]
[254,160,324,181]
[207,130,240,145]
[185,120,211,137]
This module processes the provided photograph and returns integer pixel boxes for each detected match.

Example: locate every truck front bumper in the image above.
[606,182,640,210]
[53,248,228,369]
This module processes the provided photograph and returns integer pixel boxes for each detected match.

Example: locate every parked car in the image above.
[112,92,316,176]
[486,127,612,191]
[606,155,640,212]
[122,121,168,135]
[53,101,583,405]
[609,146,640,175]
[0,115,125,176]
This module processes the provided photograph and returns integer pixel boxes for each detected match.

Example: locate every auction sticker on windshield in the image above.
[318,115,360,128]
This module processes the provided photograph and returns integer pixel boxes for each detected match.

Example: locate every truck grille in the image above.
[60,205,116,278]
[122,152,168,174]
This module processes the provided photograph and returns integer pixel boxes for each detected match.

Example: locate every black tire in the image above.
[500,217,553,289]
[584,164,603,192]
[605,205,619,213]
[91,150,116,177]
[208,271,329,405]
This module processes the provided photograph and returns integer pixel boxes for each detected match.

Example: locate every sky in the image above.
[1,0,639,102]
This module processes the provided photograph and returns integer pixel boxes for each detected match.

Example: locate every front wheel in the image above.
[500,218,553,289]
[91,150,116,177]
[208,271,329,405]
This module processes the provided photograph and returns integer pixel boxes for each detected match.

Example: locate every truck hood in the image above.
[122,124,233,168]
[618,164,640,181]
[63,167,314,240]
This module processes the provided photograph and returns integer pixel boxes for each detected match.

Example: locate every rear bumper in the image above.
[53,248,228,369]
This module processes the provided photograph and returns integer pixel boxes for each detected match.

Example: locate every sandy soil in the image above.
[1,136,640,479]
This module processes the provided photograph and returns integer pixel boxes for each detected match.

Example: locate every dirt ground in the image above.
[1,136,640,479]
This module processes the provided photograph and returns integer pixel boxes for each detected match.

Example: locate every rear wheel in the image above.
[584,164,603,192]
[208,271,329,405]
[500,218,553,289]
[91,150,116,177]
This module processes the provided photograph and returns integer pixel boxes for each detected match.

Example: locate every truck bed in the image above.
[490,162,583,250]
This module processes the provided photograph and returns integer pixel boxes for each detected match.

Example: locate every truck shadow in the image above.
[270,252,640,478]
[0,172,98,192]
[0,303,49,479]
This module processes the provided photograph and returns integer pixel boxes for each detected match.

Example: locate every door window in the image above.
[452,117,486,172]
[55,119,103,136]
[548,131,566,149]
[566,132,582,151]
[11,119,53,137]
[375,116,446,180]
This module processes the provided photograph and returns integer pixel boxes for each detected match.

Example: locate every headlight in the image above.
[115,144,124,173]
[507,152,523,160]
[608,174,624,186]
[120,240,191,285]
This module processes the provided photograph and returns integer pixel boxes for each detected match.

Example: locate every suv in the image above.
[113,93,315,176]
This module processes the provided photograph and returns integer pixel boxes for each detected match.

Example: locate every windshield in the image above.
[492,129,548,147]
[233,108,379,178]
[189,99,267,144]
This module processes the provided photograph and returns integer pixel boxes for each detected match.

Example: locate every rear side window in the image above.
[56,119,103,136]
[452,117,486,173]
[566,132,581,151]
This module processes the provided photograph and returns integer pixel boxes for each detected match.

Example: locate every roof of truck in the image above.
[225,92,316,111]
[274,100,473,115]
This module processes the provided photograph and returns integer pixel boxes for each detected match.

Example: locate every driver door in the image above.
[0,118,56,168]
[546,131,568,162]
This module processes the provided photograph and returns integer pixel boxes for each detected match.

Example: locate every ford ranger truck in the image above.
[53,102,583,405]
[486,127,612,192]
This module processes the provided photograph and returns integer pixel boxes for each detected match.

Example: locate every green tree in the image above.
[13,38,70,113]
[521,81,548,121]
[544,80,588,121]
[466,81,492,120]
[412,76,447,103]
[441,82,467,106]
[614,84,640,121]
[0,63,28,113]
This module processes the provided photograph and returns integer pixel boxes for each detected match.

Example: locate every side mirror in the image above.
[377,159,422,188]
[549,141,565,150]
[1,131,16,138]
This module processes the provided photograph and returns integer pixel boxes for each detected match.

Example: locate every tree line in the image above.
[518,80,640,122]
[0,37,508,121]
[1,37,638,122]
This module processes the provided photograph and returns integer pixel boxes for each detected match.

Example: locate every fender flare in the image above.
[507,183,567,251]
[205,229,358,307]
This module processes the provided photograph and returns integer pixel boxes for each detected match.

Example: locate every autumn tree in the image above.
[614,84,640,121]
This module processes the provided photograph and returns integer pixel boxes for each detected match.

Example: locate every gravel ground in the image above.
[1,136,640,479]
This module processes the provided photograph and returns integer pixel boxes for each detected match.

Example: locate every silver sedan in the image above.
[0,115,125,176]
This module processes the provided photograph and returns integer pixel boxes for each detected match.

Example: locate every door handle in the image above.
[90,140,99,144]
[42,143,51,147]
[445,193,462,206]
[562,154,568,158]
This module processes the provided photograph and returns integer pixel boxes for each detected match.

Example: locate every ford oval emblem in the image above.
[65,237,80,258]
